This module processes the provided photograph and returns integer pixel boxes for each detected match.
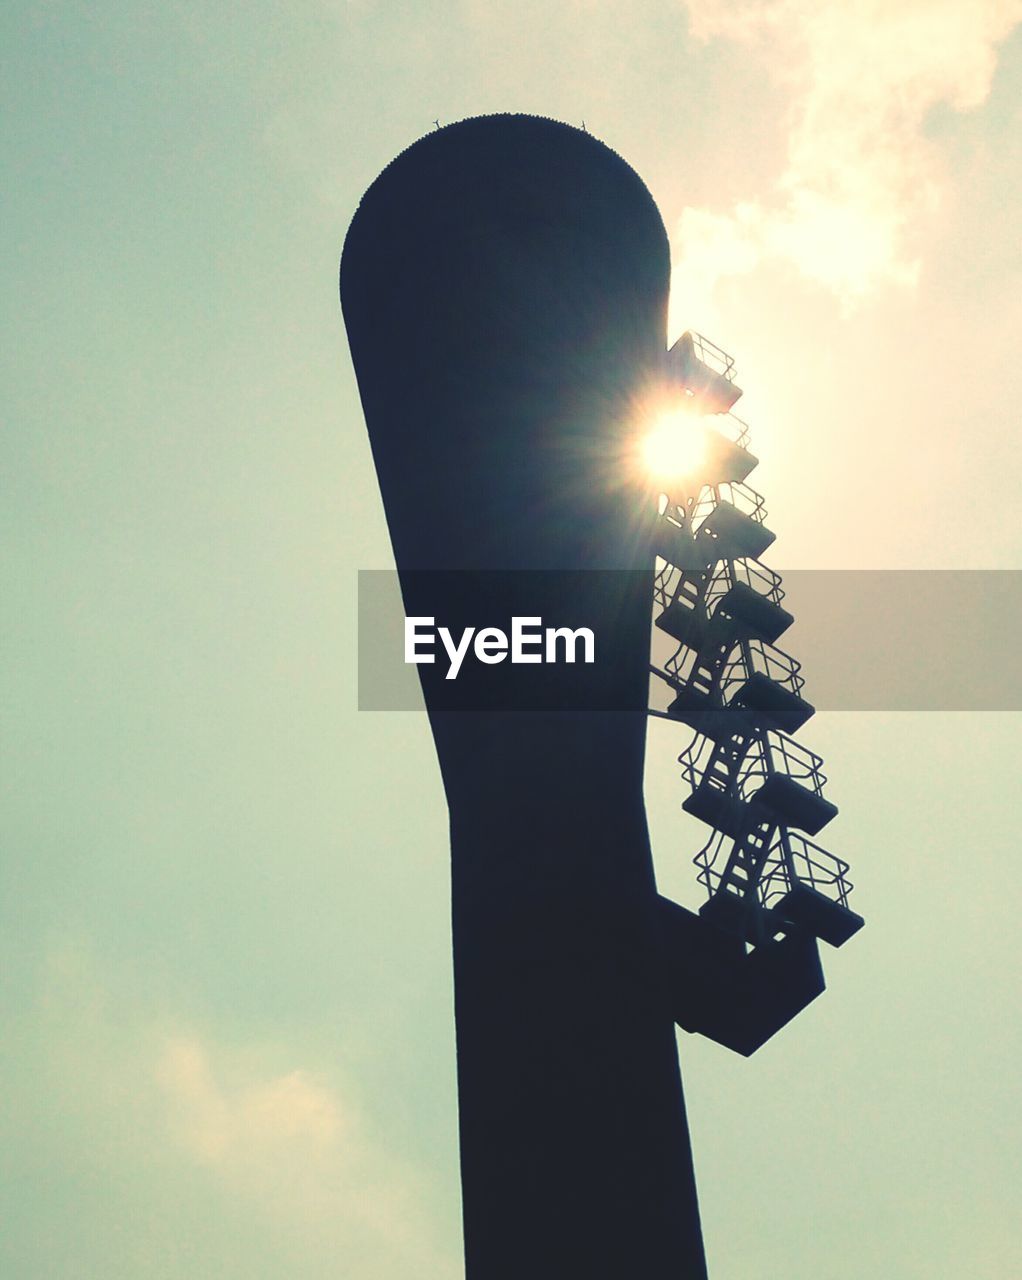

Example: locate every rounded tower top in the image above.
[341,113,671,572]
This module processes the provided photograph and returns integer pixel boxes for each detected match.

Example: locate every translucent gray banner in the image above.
[358,570,1022,712]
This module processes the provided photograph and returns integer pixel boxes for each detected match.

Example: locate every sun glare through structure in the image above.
[640,408,707,486]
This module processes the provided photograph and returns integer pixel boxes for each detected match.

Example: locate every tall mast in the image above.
[343,114,709,1280]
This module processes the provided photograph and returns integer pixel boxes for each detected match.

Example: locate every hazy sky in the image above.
[3,3,1021,1277]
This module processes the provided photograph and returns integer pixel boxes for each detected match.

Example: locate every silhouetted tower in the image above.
[341,114,862,1279]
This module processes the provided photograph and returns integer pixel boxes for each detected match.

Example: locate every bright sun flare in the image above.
[639,409,707,485]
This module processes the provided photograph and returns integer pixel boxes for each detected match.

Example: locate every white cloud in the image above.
[9,942,459,1280]
[674,0,1022,312]
[156,1037,343,1168]
[154,1033,457,1273]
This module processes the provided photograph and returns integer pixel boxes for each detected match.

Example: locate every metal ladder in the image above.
[650,332,863,950]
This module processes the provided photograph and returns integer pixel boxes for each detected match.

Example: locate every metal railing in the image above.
[664,642,701,687]
[692,482,768,530]
[691,331,737,381]
[695,827,853,912]
[652,560,676,612]
[719,640,805,702]
[758,831,854,909]
[709,412,751,449]
[653,558,708,614]
[647,330,859,950]
[693,829,731,896]
[678,733,719,791]
[705,558,785,615]
[737,731,827,802]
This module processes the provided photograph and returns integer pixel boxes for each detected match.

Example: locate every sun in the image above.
[638,406,707,488]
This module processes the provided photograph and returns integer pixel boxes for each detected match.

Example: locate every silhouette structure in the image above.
[646,334,862,1054]
[341,113,862,1279]
[343,114,706,1280]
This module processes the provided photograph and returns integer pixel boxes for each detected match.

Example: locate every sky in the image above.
[2,2,1021,1277]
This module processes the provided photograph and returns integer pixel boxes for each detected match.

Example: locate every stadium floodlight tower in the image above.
[341,113,862,1280]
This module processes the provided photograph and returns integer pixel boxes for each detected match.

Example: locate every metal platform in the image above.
[664,331,744,415]
[697,501,776,560]
[728,670,815,733]
[769,883,865,948]
[649,329,861,1034]
[659,897,826,1057]
[754,774,838,835]
[715,581,793,643]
